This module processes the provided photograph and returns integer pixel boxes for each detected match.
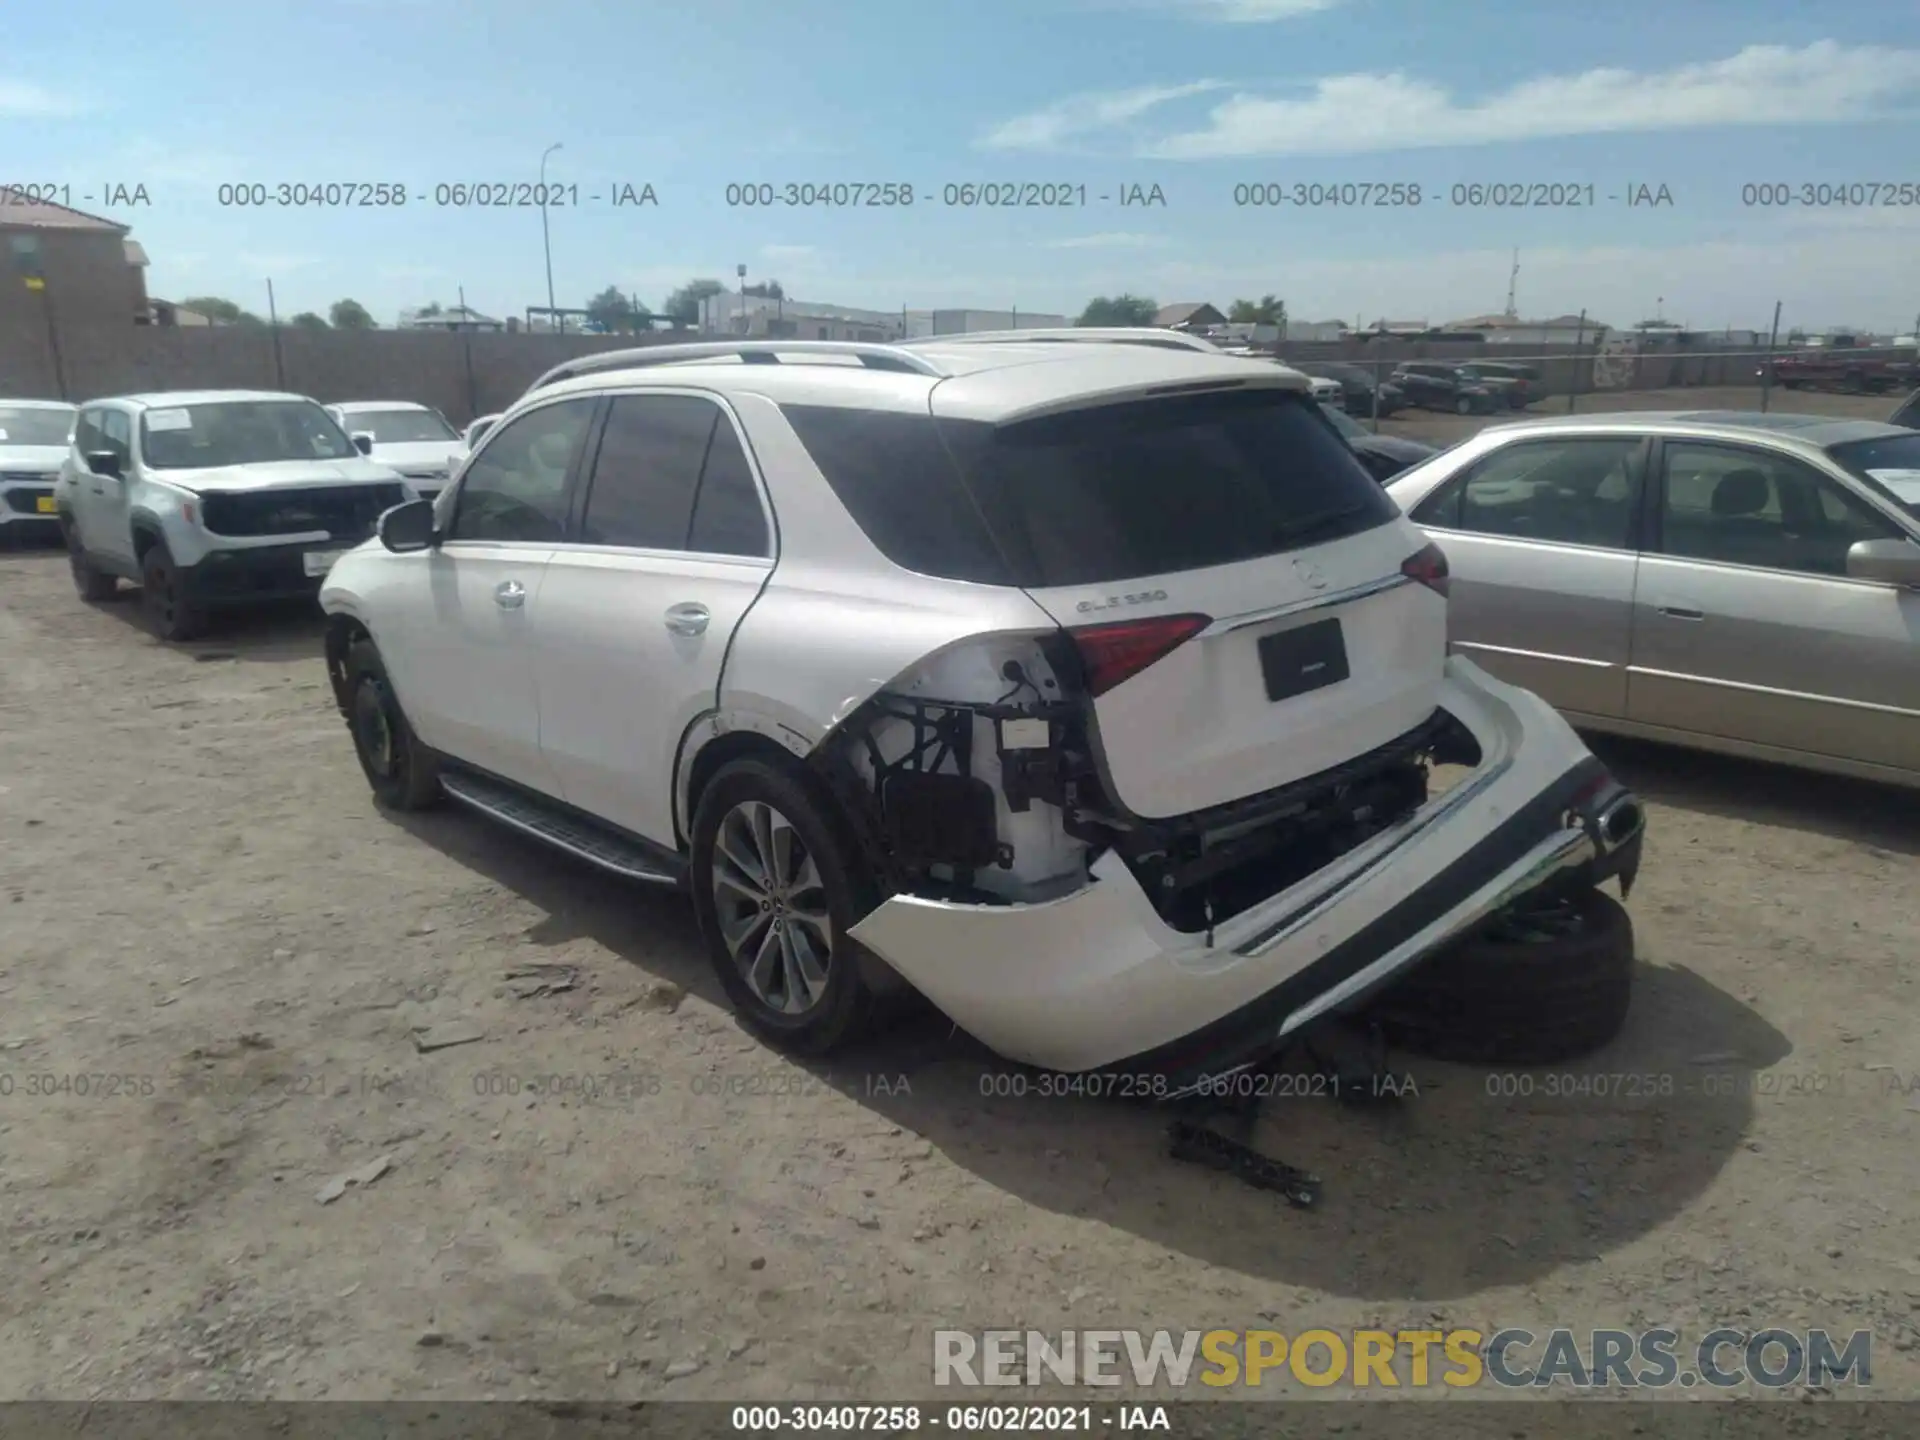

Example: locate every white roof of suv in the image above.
[521,332,1313,421]
[107,389,315,410]
[331,400,435,413]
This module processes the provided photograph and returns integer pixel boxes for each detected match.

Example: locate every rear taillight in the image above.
[1402,541,1450,597]
[1069,613,1210,698]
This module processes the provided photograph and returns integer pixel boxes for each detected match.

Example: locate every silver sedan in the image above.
[1385,410,1920,788]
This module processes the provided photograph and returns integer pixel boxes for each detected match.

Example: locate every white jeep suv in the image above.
[56,390,416,641]
[319,332,1644,1087]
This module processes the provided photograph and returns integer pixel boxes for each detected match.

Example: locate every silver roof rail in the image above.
[905,327,1225,354]
[529,340,949,391]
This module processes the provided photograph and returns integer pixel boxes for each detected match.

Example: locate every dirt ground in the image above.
[3,398,1918,1413]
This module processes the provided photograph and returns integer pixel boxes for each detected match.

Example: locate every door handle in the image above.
[1656,604,1705,621]
[664,602,710,637]
[494,579,527,609]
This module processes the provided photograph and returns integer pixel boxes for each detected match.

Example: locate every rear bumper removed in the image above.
[848,655,1643,1088]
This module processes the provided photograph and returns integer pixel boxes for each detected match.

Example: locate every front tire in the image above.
[344,638,443,810]
[64,522,119,602]
[1455,394,1473,415]
[689,756,880,1056]
[139,541,208,642]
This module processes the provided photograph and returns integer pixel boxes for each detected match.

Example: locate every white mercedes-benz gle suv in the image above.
[319,330,1643,1090]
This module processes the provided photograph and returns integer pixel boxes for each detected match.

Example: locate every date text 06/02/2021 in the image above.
[728,1405,1173,1432]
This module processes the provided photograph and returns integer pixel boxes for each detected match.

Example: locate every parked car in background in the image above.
[55,390,418,641]
[464,413,501,450]
[1386,410,1920,788]
[1455,362,1540,410]
[0,399,77,543]
[1296,362,1405,418]
[1305,375,1343,405]
[1391,362,1502,415]
[1317,399,1438,481]
[1890,389,1920,431]
[1765,337,1919,395]
[318,333,1642,1082]
[325,401,466,498]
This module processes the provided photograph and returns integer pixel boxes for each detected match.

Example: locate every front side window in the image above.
[446,398,595,543]
[1413,437,1641,550]
[100,410,133,462]
[139,400,355,470]
[1659,442,1905,576]
[0,404,75,446]
[72,408,107,457]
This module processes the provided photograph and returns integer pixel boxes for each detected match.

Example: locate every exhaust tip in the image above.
[1598,799,1644,849]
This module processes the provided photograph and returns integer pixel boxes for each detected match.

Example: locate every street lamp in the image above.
[540,142,563,331]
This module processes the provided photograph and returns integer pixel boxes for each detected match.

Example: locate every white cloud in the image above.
[978,80,1228,151]
[985,43,1920,158]
[0,80,88,117]
[1045,232,1169,249]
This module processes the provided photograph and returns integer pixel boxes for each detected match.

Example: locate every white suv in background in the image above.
[56,390,417,641]
[319,332,1643,1087]
[325,400,467,498]
[0,399,77,541]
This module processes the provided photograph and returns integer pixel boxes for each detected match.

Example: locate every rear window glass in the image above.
[1829,432,1920,518]
[939,387,1395,588]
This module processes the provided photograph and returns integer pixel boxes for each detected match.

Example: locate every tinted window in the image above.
[1434,438,1642,548]
[447,398,594,543]
[1889,391,1920,431]
[579,395,715,549]
[1659,442,1903,576]
[781,404,1010,585]
[689,419,771,557]
[940,387,1397,588]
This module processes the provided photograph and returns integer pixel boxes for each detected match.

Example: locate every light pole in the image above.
[540,142,563,331]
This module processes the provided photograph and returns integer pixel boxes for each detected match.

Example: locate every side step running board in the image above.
[440,769,685,888]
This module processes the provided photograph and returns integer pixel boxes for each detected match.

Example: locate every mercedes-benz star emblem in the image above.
[1293,558,1327,590]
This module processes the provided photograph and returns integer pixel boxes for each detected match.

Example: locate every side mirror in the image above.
[378,498,437,554]
[85,449,122,479]
[1845,537,1920,587]
[352,432,375,456]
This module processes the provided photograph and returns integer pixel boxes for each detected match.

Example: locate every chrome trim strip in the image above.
[1233,747,1516,957]
[1626,665,1920,720]
[442,775,680,887]
[1452,640,1614,670]
[1275,825,1596,1038]
[1199,573,1413,638]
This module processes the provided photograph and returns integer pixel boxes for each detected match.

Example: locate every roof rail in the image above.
[528,340,948,392]
[904,327,1225,354]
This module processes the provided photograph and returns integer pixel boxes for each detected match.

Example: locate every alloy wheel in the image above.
[351,677,396,777]
[710,800,834,1015]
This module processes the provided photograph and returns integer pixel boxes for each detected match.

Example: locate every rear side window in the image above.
[780,404,1010,584]
[688,421,771,557]
[940,387,1396,588]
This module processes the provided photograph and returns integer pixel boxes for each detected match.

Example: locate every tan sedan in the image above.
[1385,411,1920,788]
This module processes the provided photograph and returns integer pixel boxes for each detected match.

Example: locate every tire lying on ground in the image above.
[1364,886,1634,1065]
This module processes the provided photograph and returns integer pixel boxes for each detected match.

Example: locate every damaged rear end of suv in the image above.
[729,346,1644,1092]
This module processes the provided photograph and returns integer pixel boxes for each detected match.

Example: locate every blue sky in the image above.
[8,0,1920,331]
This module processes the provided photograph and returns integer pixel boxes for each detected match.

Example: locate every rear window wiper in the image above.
[1267,504,1370,546]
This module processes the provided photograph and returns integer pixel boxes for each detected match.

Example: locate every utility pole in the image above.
[266,278,286,389]
[1760,299,1783,413]
[1504,249,1519,321]
[539,142,563,331]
